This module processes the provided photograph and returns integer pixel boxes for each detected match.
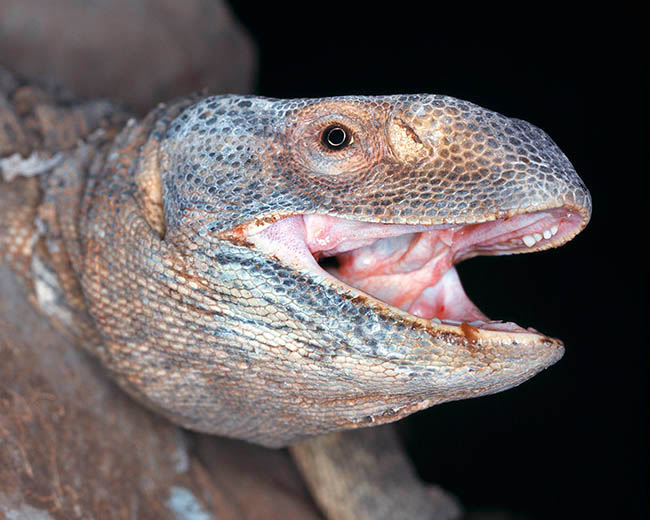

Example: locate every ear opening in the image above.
[133,139,166,238]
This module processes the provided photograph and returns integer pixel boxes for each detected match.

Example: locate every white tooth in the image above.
[543,229,552,239]
[533,233,543,241]
[551,225,559,236]
[522,234,536,247]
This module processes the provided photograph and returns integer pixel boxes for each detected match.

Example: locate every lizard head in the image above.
[96,94,591,447]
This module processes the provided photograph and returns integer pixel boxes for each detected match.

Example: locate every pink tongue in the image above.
[303,215,486,322]
[406,268,488,321]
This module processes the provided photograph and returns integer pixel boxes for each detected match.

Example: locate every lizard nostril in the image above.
[387,116,427,162]
[322,125,351,150]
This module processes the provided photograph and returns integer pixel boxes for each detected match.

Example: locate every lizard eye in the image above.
[322,125,352,150]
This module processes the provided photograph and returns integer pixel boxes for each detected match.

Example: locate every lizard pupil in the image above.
[323,126,349,150]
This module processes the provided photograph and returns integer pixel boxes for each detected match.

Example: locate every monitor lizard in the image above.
[0,67,591,519]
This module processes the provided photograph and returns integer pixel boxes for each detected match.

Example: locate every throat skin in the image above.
[17,93,590,448]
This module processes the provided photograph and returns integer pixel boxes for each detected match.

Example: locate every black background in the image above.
[229,3,645,518]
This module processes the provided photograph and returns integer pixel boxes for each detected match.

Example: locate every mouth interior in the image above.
[247,208,583,333]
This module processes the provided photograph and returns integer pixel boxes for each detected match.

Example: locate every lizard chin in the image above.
[246,207,585,335]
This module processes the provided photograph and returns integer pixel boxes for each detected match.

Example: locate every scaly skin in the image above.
[1,68,591,518]
[0,91,590,448]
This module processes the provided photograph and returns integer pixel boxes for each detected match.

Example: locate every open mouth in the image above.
[246,207,585,335]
